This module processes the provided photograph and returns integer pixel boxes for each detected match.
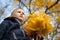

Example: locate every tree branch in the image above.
[18,0,31,12]
[29,0,32,14]
[45,0,59,13]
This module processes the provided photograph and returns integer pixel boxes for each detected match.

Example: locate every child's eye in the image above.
[22,12,24,15]
[18,11,21,13]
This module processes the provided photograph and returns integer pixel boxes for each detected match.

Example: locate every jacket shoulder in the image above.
[1,17,21,31]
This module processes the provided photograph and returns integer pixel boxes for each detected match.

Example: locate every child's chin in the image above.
[18,17,23,21]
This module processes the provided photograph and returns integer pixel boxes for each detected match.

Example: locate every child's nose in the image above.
[20,13,23,15]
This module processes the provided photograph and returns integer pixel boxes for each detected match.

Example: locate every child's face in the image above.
[13,9,25,22]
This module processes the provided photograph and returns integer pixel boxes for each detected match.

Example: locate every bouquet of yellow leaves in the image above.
[24,12,53,36]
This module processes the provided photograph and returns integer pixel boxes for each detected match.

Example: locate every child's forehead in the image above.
[15,8,24,12]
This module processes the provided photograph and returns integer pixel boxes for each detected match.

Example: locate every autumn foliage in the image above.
[24,11,53,36]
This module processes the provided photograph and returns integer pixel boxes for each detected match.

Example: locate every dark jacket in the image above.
[0,17,30,40]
